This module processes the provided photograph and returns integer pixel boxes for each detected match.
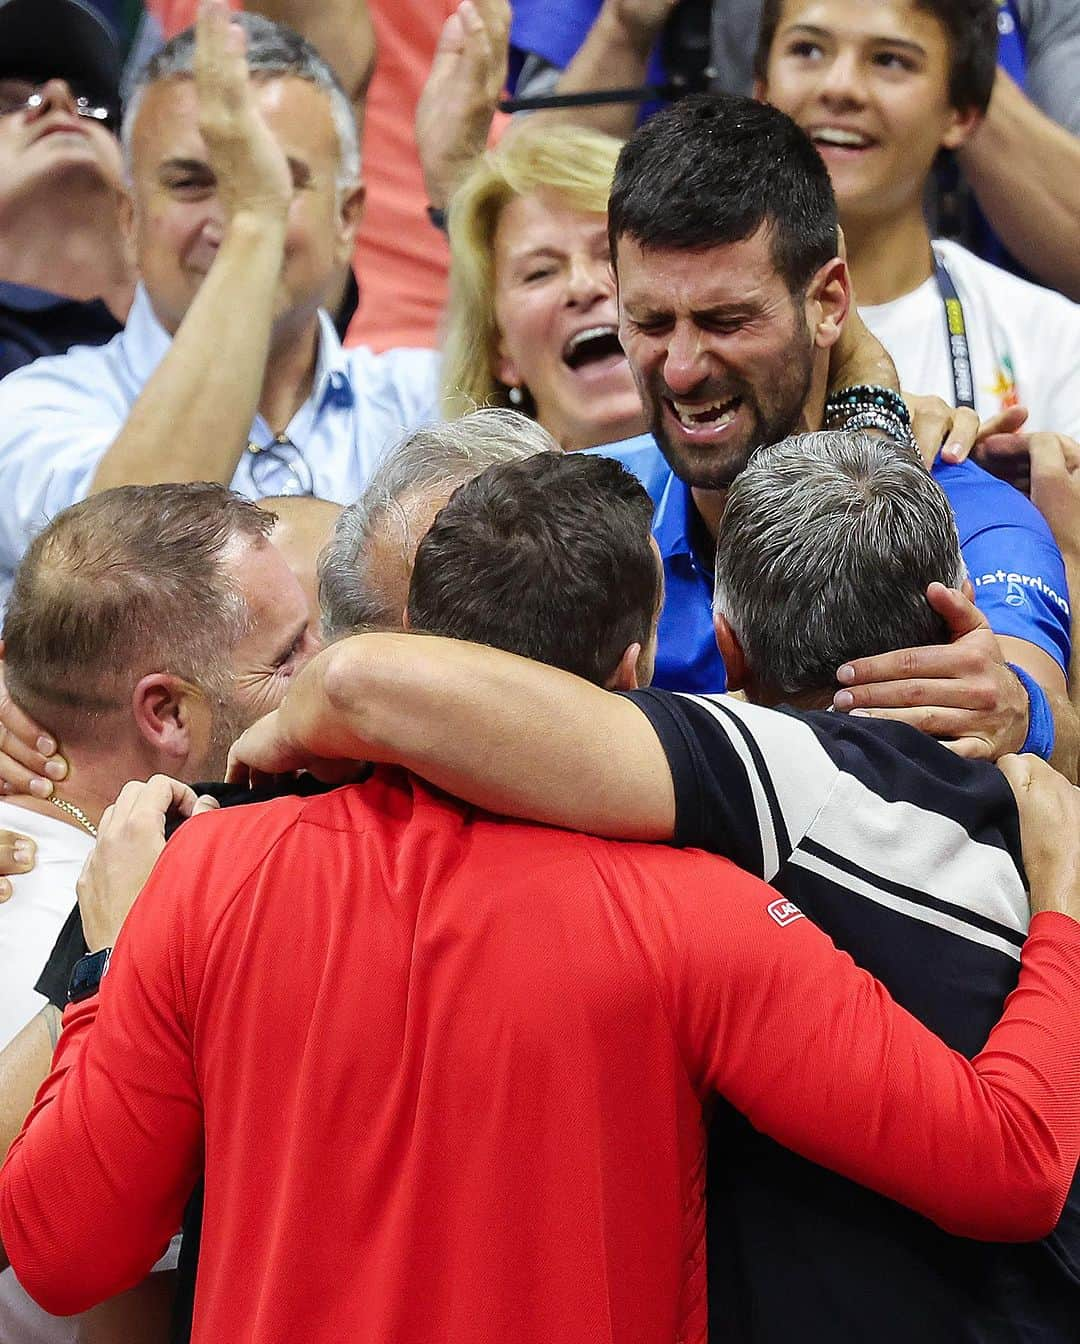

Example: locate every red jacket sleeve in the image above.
[637,847,1080,1241]
[0,836,207,1316]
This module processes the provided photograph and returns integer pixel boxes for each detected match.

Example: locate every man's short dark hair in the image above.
[407,452,660,687]
[753,0,998,116]
[607,92,838,295]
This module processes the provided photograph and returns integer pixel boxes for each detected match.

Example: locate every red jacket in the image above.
[3,771,1080,1342]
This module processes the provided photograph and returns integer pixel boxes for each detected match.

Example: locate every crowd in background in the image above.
[0,0,1078,1340]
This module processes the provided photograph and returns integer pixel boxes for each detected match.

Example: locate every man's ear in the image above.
[940,103,983,152]
[606,643,642,692]
[131,674,206,765]
[336,181,366,263]
[713,612,750,692]
[806,256,851,352]
[961,576,976,603]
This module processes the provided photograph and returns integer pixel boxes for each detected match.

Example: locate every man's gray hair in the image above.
[121,12,360,192]
[713,431,966,697]
[320,410,559,640]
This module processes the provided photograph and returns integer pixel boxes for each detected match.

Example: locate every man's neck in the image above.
[690,485,728,546]
[842,205,935,309]
[0,191,134,321]
[750,683,834,712]
[258,312,322,435]
[3,741,152,833]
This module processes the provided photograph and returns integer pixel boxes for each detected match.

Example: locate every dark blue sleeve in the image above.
[935,461,1072,672]
[619,690,778,875]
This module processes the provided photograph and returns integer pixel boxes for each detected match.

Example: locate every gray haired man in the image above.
[319,409,557,638]
[712,431,969,708]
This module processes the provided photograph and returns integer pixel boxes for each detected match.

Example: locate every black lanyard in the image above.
[932,252,976,410]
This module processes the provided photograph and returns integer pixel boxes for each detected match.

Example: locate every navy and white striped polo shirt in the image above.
[626,688,1080,1344]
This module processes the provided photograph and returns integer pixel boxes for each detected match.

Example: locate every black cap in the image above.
[0,0,121,113]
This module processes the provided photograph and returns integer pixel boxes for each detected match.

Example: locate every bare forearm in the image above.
[289,634,676,837]
[90,216,286,494]
[959,72,1080,301]
[1048,690,1080,783]
[252,0,375,129]
[532,3,656,139]
[0,1008,55,1159]
[78,1272,178,1344]
[830,302,901,394]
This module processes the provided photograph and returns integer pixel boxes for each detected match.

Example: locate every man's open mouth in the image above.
[668,396,742,430]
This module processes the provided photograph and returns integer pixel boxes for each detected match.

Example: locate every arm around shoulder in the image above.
[667,847,1080,1240]
[238,632,678,838]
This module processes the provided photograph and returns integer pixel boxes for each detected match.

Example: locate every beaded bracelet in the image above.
[824,384,917,453]
[835,407,919,453]
[825,385,912,425]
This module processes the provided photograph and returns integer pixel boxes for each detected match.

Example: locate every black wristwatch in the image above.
[68,948,112,1004]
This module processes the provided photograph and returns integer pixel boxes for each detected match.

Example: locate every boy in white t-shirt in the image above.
[755,0,1080,437]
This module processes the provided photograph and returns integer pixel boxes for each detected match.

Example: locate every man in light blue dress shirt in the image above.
[0,5,439,608]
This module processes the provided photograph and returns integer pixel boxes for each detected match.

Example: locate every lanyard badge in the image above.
[932,253,975,411]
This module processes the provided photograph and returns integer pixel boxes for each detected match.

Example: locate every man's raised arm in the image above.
[959,70,1080,302]
[254,0,375,134]
[231,632,677,840]
[90,0,294,494]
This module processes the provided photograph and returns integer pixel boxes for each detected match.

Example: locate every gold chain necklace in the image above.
[48,797,98,838]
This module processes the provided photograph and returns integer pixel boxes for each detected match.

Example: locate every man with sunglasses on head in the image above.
[0,0,135,379]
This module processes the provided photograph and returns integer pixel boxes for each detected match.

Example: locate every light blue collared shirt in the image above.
[0,284,440,606]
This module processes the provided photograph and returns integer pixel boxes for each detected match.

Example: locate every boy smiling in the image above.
[757,0,1080,436]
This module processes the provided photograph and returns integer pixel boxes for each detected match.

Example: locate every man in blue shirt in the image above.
[0,3,438,607]
[588,92,1075,775]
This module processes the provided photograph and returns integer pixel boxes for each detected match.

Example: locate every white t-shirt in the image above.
[859,239,1080,438]
[0,800,92,1050]
[0,801,92,1343]
[0,803,180,1340]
